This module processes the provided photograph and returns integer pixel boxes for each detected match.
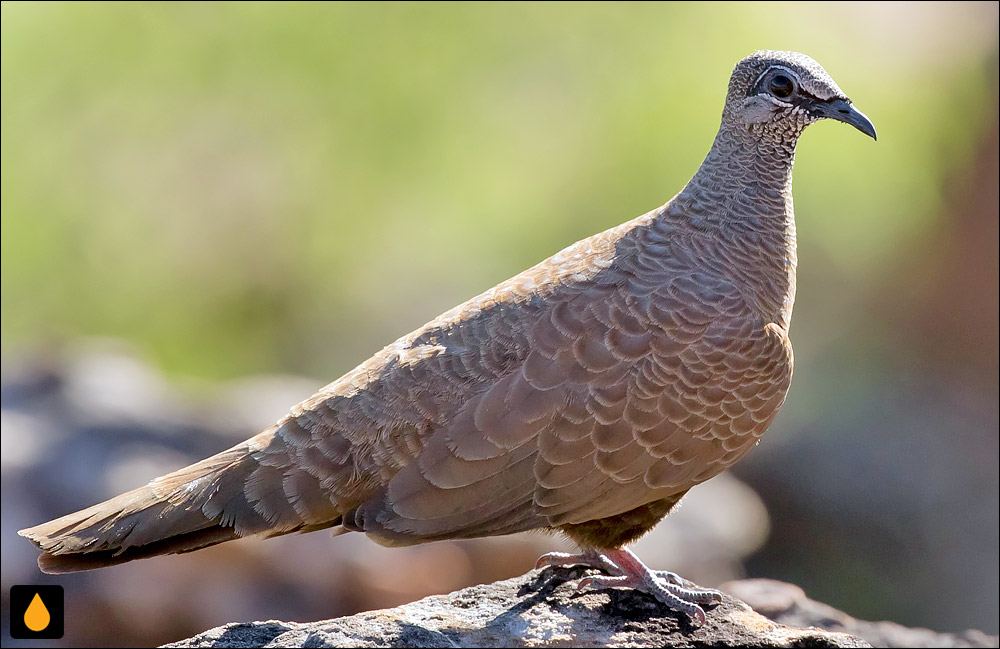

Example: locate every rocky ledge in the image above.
[166,567,874,648]
[166,568,999,648]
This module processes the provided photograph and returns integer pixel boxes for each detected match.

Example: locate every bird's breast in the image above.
[629,311,793,487]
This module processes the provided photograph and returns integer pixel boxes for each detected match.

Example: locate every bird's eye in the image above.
[768,74,795,99]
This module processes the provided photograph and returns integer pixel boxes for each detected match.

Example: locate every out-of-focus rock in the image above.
[164,568,871,649]
[722,579,999,649]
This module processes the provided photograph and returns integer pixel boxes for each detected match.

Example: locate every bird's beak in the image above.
[810,97,877,141]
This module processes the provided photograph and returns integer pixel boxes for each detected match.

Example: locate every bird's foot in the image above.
[535,547,721,625]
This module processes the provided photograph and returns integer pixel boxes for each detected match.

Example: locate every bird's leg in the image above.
[534,548,621,573]
[535,546,721,625]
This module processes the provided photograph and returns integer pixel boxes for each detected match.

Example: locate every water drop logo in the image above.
[24,592,51,631]
[10,585,64,639]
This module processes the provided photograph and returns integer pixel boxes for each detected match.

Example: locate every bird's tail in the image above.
[18,435,338,574]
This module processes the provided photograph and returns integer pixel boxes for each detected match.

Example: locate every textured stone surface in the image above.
[723,579,999,649]
[165,568,871,648]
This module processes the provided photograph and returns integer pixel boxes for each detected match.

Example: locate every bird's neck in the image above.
[663,126,799,329]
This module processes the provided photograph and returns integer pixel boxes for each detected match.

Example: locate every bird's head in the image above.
[724,50,876,142]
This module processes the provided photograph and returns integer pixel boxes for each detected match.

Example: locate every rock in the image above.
[722,579,999,649]
[164,568,870,648]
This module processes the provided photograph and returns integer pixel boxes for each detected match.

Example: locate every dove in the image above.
[20,50,875,624]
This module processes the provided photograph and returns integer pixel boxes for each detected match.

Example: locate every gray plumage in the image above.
[20,51,875,605]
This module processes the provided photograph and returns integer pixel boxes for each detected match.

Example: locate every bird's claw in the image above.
[653,571,723,603]
[534,547,718,625]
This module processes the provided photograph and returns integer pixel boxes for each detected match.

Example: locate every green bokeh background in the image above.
[2,1,997,643]
[3,1,993,380]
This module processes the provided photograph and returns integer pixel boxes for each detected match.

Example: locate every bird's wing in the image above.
[339,217,793,544]
[227,217,641,542]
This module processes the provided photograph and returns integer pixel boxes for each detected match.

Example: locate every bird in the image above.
[20,50,875,624]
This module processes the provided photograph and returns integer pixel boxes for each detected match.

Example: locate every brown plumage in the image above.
[20,50,875,621]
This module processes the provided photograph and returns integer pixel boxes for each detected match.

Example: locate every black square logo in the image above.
[9,585,64,639]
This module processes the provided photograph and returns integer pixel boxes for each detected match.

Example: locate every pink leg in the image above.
[535,548,618,572]
[535,547,721,625]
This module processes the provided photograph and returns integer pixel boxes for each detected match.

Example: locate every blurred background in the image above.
[2,2,997,646]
